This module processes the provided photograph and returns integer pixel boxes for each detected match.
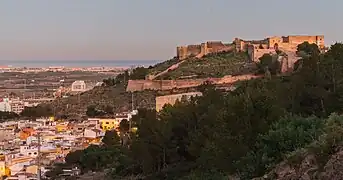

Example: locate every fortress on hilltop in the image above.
[176,41,234,60]
[176,35,325,62]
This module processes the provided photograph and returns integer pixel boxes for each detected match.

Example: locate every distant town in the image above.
[0,65,134,179]
[0,66,128,115]
[0,110,138,179]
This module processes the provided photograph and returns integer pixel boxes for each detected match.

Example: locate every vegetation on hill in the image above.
[32,51,251,118]
[0,111,19,121]
[46,42,343,179]
[157,51,253,79]
[26,70,156,119]
[148,57,179,75]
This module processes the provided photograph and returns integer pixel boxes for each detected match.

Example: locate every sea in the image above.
[0,60,163,68]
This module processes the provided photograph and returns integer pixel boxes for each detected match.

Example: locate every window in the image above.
[106,122,109,124]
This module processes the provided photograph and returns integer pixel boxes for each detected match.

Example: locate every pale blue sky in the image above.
[0,0,341,61]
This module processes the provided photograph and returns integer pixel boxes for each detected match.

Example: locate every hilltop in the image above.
[148,51,253,80]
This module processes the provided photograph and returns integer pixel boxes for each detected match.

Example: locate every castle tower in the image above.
[199,42,209,57]
[316,35,325,49]
[177,46,188,60]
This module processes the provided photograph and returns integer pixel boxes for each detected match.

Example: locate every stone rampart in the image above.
[176,41,234,60]
[126,74,260,92]
[155,92,202,112]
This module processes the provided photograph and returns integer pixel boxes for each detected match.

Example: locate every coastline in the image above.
[0,60,162,68]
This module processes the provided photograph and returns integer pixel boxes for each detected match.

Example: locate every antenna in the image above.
[131,93,134,111]
[37,132,41,180]
[130,92,134,130]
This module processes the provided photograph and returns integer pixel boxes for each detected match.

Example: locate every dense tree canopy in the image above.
[0,111,19,121]
[49,42,343,179]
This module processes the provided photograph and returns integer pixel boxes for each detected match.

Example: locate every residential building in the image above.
[71,81,87,92]
[55,122,68,133]
[0,161,10,177]
[83,129,104,139]
[99,119,119,131]
[0,98,11,112]
[9,98,25,115]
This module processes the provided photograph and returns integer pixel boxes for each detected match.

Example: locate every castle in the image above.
[176,35,325,62]
[176,41,234,60]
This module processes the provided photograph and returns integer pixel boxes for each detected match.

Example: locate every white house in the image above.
[26,136,38,146]
[20,145,56,158]
[19,146,38,158]
[0,98,11,112]
[71,81,87,92]
[83,129,104,139]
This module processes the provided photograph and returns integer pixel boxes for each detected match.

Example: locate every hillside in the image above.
[32,51,256,118]
[37,83,156,119]
[148,51,254,80]
[253,113,343,180]
[45,42,343,180]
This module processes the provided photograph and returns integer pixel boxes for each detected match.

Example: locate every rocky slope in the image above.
[253,148,343,180]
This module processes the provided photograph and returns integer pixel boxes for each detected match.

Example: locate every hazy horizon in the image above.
[1,0,342,61]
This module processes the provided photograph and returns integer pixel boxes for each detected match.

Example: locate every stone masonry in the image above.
[176,41,234,60]
[126,74,260,92]
[155,92,202,112]
[176,35,325,62]
[235,35,325,62]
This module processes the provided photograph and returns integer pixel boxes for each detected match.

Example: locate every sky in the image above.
[0,0,342,61]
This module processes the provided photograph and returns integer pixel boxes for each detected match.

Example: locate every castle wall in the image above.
[252,49,276,62]
[155,92,202,112]
[288,36,317,44]
[176,46,188,60]
[177,41,233,60]
[177,35,325,60]
[187,45,202,56]
[288,35,325,48]
[126,74,260,92]
[268,37,283,49]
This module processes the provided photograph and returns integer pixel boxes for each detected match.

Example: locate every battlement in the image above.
[175,35,325,74]
[235,35,325,52]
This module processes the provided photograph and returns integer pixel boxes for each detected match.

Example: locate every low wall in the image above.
[126,74,261,92]
[156,92,202,112]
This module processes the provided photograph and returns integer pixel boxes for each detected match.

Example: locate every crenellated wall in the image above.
[176,41,234,60]
[239,35,325,62]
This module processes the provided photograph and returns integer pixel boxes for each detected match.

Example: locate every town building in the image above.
[0,98,11,112]
[71,81,87,92]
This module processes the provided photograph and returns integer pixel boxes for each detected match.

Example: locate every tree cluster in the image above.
[51,42,343,179]
[20,105,53,119]
[0,111,19,121]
